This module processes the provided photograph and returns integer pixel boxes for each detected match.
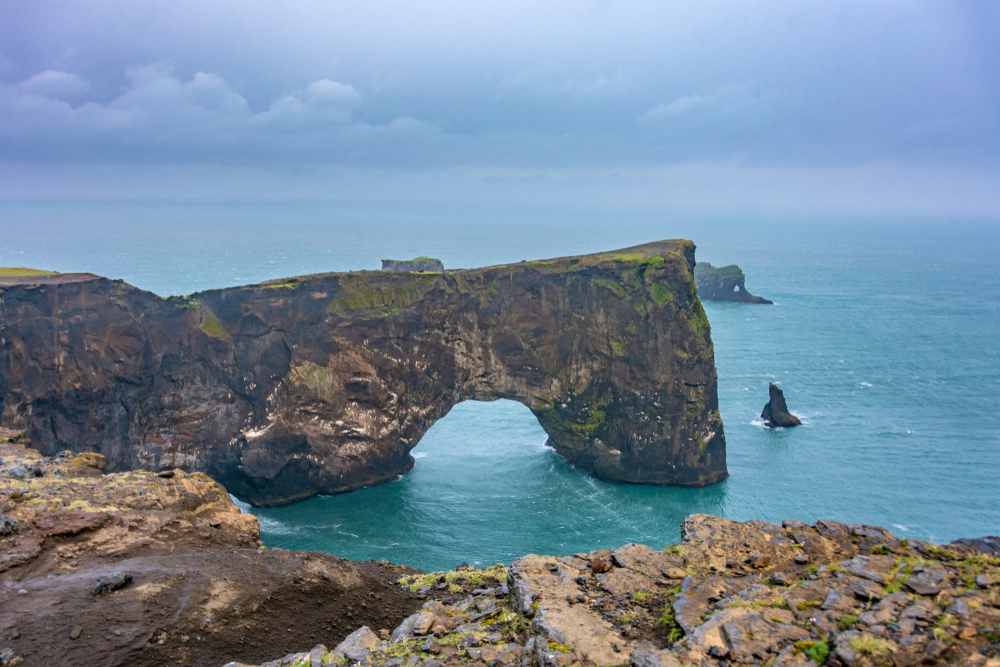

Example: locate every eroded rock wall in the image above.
[0,240,726,506]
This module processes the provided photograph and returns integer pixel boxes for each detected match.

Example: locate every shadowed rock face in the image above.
[0,240,727,506]
[694,263,772,304]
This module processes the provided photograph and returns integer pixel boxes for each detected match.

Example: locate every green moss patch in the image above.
[593,277,626,298]
[330,273,438,316]
[649,283,675,306]
[397,563,508,593]
[263,279,301,290]
[0,267,59,278]
[199,314,230,339]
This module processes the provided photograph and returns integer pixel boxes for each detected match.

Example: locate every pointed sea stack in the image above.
[761,383,801,427]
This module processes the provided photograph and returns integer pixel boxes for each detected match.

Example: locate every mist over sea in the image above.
[3,202,998,571]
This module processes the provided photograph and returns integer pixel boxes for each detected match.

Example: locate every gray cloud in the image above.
[0,62,440,162]
[18,69,90,98]
[0,0,997,212]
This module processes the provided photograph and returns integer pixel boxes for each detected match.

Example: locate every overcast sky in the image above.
[2,1,998,215]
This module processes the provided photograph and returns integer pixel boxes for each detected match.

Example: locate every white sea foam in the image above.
[229,494,251,511]
[412,452,428,459]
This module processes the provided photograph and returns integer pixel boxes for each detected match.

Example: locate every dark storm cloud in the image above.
[0,0,998,212]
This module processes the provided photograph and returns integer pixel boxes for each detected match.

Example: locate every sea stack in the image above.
[381,257,444,272]
[761,383,801,427]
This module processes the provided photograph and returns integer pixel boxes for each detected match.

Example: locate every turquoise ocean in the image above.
[2,203,998,571]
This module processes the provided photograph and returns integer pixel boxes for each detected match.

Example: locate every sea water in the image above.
[2,203,998,571]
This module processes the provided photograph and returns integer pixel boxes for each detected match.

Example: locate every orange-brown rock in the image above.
[0,435,423,667]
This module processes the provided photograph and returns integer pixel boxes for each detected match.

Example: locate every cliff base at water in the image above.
[694,263,772,304]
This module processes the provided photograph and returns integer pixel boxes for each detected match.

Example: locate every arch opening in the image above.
[409,399,552,471]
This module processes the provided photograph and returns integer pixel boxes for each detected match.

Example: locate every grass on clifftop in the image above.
[0,267,59,278]
[329,273,439,316]
[397,564,508,592]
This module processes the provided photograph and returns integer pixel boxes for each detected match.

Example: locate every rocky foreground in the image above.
[228,521,1000,667]
[3,431,1000,667]
[0,432,424,666]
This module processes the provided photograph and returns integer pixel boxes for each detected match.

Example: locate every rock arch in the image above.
[0,240,727,506]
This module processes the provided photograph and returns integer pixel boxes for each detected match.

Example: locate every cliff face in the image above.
[694,262,772,304]
[0,240,726,506]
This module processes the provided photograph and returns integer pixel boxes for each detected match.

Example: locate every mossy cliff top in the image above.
[0,239,724,507]
[0,267,100,286]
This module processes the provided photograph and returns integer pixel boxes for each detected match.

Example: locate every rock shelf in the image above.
[226,516,1000,667]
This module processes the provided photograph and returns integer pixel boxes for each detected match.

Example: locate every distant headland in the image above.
[694,262,772,304]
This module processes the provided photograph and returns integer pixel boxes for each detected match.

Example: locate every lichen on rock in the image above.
[232,513,1000,667]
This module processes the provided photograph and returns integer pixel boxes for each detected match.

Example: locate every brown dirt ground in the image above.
[0,438,426,667]
[0,512,425,667]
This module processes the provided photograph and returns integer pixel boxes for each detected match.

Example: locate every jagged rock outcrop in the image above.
[694,262,772,304]
[0,240,726,506]
[761,383,802,427]
[382,257,445,272]
[240,514,1000,667]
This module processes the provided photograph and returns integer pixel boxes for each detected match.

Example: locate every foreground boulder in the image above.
[761,383,802,427]
[237,514,1000,667]
[0,240,726,506]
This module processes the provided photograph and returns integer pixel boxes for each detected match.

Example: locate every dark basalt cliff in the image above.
[0,240,726,506]
[694,262,772,304]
